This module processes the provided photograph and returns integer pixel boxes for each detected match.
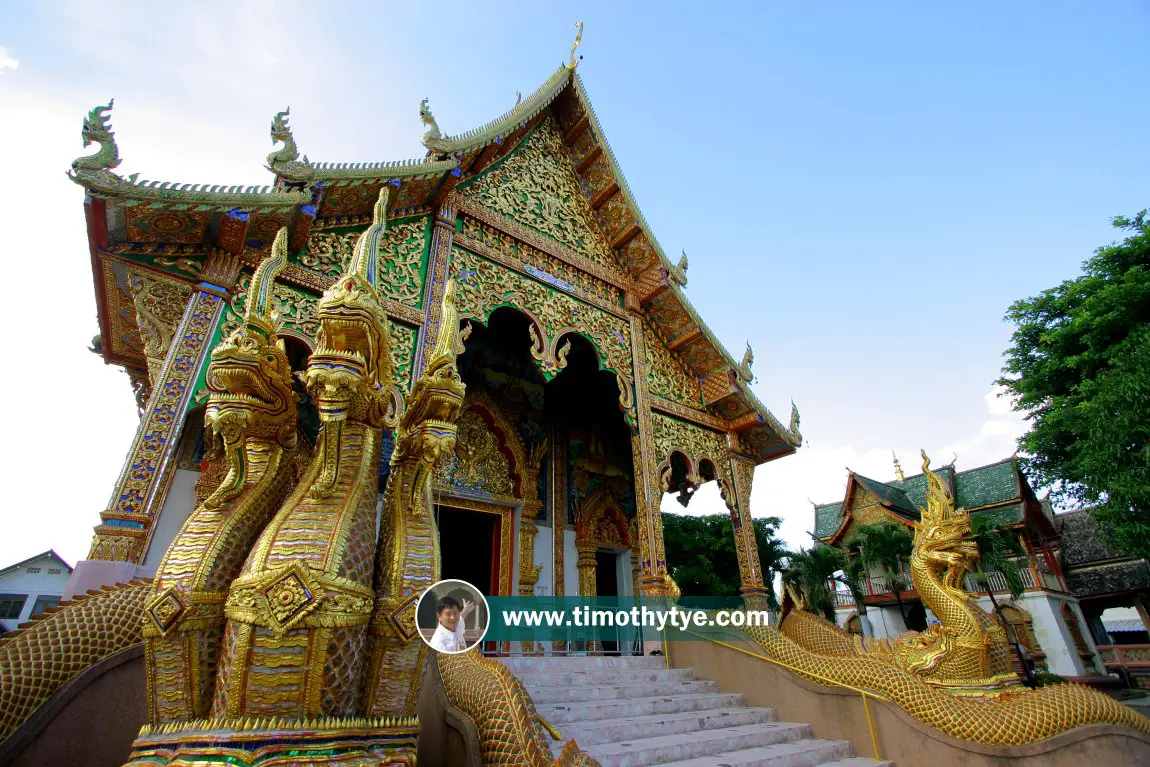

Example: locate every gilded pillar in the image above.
[89,250,240,562]
[627,314,671,595]
[518,444,547,597]
[551,425,567,599]
[414,199,457,379]
[726,448,771,609]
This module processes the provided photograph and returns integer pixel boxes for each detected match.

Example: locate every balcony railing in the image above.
[1097,644,1150,670]
[832,563,1064,607]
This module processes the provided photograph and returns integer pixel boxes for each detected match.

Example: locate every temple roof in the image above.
[814,457,1032,542]
[69,52,799,463]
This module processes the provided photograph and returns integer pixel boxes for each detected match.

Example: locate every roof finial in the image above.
[735,342,754,383]
[68,99,122,184]
[892,451,905,481]
[265,107,313,183]
[568,21,584,69]
[419,98,449,157]
[514,90,522,105]
[789,400,801,440]
[669,250,688,287]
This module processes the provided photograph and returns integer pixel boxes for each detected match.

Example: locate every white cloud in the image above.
[0,46,19,74]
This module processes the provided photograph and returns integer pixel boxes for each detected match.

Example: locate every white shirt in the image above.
[430,621,467,653]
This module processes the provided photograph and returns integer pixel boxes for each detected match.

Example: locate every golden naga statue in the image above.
[142,228,300,723]
[765,451,1150,744]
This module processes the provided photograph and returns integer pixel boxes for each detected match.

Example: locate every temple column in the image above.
[726,448,771,610]
[85,250,241,568]
[414,199,457,378]
[627,315,671,596]
[518,447,546,655]
[576,543,601,654]
[550,425,568,653]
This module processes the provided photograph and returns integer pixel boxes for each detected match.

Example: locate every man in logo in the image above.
[429,594,475,653]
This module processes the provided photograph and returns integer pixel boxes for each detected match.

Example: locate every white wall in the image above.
[142,468,200,567]
[0,554,72,631]
[533,522,553,596]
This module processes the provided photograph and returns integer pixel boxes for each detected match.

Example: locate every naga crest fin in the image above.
[349,188,389,286]
[248,227,289,326]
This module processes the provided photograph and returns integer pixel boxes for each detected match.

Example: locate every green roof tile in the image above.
[814,502,844,539]
[853,474,917,515]
[954,459,1020,508]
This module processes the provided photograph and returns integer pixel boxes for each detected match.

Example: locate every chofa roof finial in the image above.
[568,21,584,69]
[893,451,905,481]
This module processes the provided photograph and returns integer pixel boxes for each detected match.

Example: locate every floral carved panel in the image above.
[458,118,621,275]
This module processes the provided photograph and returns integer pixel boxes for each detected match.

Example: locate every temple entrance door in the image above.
[596,550,621,655]
[437,505,498,596]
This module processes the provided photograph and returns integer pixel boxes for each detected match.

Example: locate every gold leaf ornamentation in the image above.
[643,320,701,408]
[451,245,635,423]
[434,408,516,499]
[459,118,619,273]
[304,219,426,307]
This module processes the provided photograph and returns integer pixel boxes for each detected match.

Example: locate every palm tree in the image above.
[969,512,1034,686]
[848,523,914,629]
[837,550,874,640]
[783,545,844,622]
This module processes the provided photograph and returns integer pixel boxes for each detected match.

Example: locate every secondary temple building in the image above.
[813,455,1104,679]
[69,57,800,614]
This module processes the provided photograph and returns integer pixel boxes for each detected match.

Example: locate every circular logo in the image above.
[417,579,490,654]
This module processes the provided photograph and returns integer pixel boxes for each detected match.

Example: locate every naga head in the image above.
[914,451,978,574]
[305,188,393,426]
[270,108,293,149]
[202,229,298,507]
[205,228,298,441]
[391,279,467,505]
[69,99,122,176]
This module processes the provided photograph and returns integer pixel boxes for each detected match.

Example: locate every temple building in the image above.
[67,54,799,618]
[812,455,1104,679]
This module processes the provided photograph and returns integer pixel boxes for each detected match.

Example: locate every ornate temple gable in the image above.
[220,279,417,394]
[449,244,636,425]
[455,213,623,314]
[456,117,626,278]
[642,320,703,409]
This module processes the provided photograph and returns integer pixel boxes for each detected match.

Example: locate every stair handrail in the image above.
[682,630,887,761]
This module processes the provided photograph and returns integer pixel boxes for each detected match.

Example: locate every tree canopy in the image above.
[662,512,789,602]
[999,210,1150,558]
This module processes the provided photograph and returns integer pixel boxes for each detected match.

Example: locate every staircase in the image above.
[501,655,892,767]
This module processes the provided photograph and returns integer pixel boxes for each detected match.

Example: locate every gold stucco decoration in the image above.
[459,117,619,274]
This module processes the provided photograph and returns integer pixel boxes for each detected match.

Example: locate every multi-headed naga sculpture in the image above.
[758,451,1150,744]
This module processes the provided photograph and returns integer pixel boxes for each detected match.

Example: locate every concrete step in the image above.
[553,706,776,748]
[517,667,695,688]
[536,692,746,724]
[499,655,665,672]
[818,759,895,767]
[649,739,858,767]
[583,721,816,767]
[528,679,717,704]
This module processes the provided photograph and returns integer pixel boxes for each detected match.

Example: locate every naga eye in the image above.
[266,355,275,362]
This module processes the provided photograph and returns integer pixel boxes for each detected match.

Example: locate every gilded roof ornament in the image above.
[893,451,906,481]
[789,401,801,441]
[265,107,314,183]
[568,21,584,70]
[419,98,451,158]
[736,342,754,382]
[669,250,688,287]
[68,99,123,185]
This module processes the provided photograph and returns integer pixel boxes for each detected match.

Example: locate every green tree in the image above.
[848,523,914,627]
[782,545,844,622]
[999,211,1150,558]
[662,512,789,604]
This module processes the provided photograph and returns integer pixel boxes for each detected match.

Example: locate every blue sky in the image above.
[0,2,1147,565]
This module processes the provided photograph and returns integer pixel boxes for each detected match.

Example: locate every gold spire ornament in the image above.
[568,21,584,69]
[893,451,905,481]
